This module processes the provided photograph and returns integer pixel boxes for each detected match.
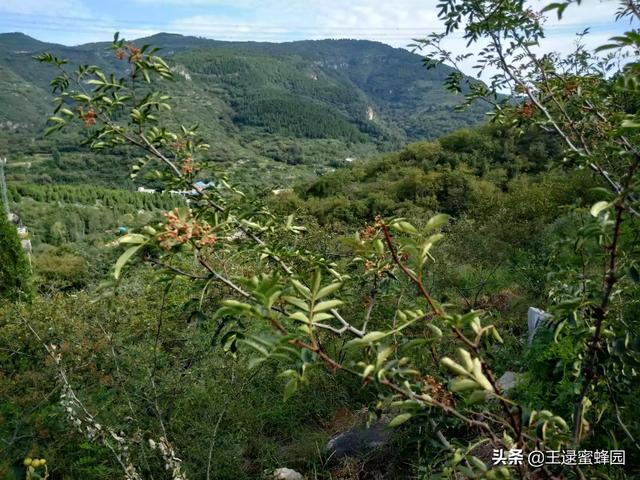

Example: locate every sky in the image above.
[0,0,631,76]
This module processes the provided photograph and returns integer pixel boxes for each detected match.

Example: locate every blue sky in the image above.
[0,0,630,76]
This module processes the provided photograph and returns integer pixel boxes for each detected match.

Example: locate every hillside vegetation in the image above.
[1,126,610,479]
[0,33,488,189]
[1,2,640,479]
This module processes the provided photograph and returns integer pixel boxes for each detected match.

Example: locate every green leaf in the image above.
[114,245,142,280]
[388,413,412,427]
[72,94,91,103]
[266,290,282,309]
[373,238,384,255]
[241,338,270,356]
[622,118,640,129]
[44,124,64,136]
[298,324,312,334]
[425,213,450,230]
[362,364,375,378]
[313,299,343,312]
[279,369,298,379]
[360,331,388,343]
[440,357,469,376]
[427,324,443,338]
[473,370,494,392]
[590,201,610,217]
[48,116,66,124]
[554,320,566,342]
[283,378,298,401]
[221,299,252,310]
[391,221,417,234]
[312,312,333,322]
[345,331,388,348]
[450,378,479,392]
[469,456,487,472]
[456,348,474,371]
[541,2,567,19]
[291,279,311,299]
[283,296,309,311]
[467,390,488,405]
[312,269,322,294]
[289,311,310,324]
[116,233,148,245]
[316,282,342,300]
[376,346,394,367]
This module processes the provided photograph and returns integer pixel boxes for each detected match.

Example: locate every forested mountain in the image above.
[0,32,488,184]
[0,32,487,138]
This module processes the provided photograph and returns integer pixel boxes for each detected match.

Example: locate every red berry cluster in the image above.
[79,106,97,128]
[171,138,188,153]
[115,44,142,62]
[520,102,535,118]
[360,224,377,241]
[158,209,216,251]
[181,156,194,175]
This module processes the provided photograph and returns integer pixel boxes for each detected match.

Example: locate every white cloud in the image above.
[162,0,445,44]
[161,0,625,47]
[170,14,291,40]
[0,0,91,17]
[163,0,627,83]
[0,0,164,45]
[532,0,622,27]
[2,0,628,62]
[132,0,260,4]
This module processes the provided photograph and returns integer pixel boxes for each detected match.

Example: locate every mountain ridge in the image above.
[0,31,485,136]
[0,32,489,186]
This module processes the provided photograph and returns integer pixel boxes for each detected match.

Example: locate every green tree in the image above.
[0,205,32,302]
[52,147,61,166]
[417,0,640,452]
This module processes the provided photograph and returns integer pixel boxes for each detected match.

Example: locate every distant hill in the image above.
[0,32,490,186]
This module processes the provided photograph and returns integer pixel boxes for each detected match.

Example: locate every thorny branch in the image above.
[573,155,640,441]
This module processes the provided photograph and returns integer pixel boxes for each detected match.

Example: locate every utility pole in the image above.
[0,157,9,215]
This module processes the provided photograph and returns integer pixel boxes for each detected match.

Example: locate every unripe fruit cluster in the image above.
[24,457,47,468]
